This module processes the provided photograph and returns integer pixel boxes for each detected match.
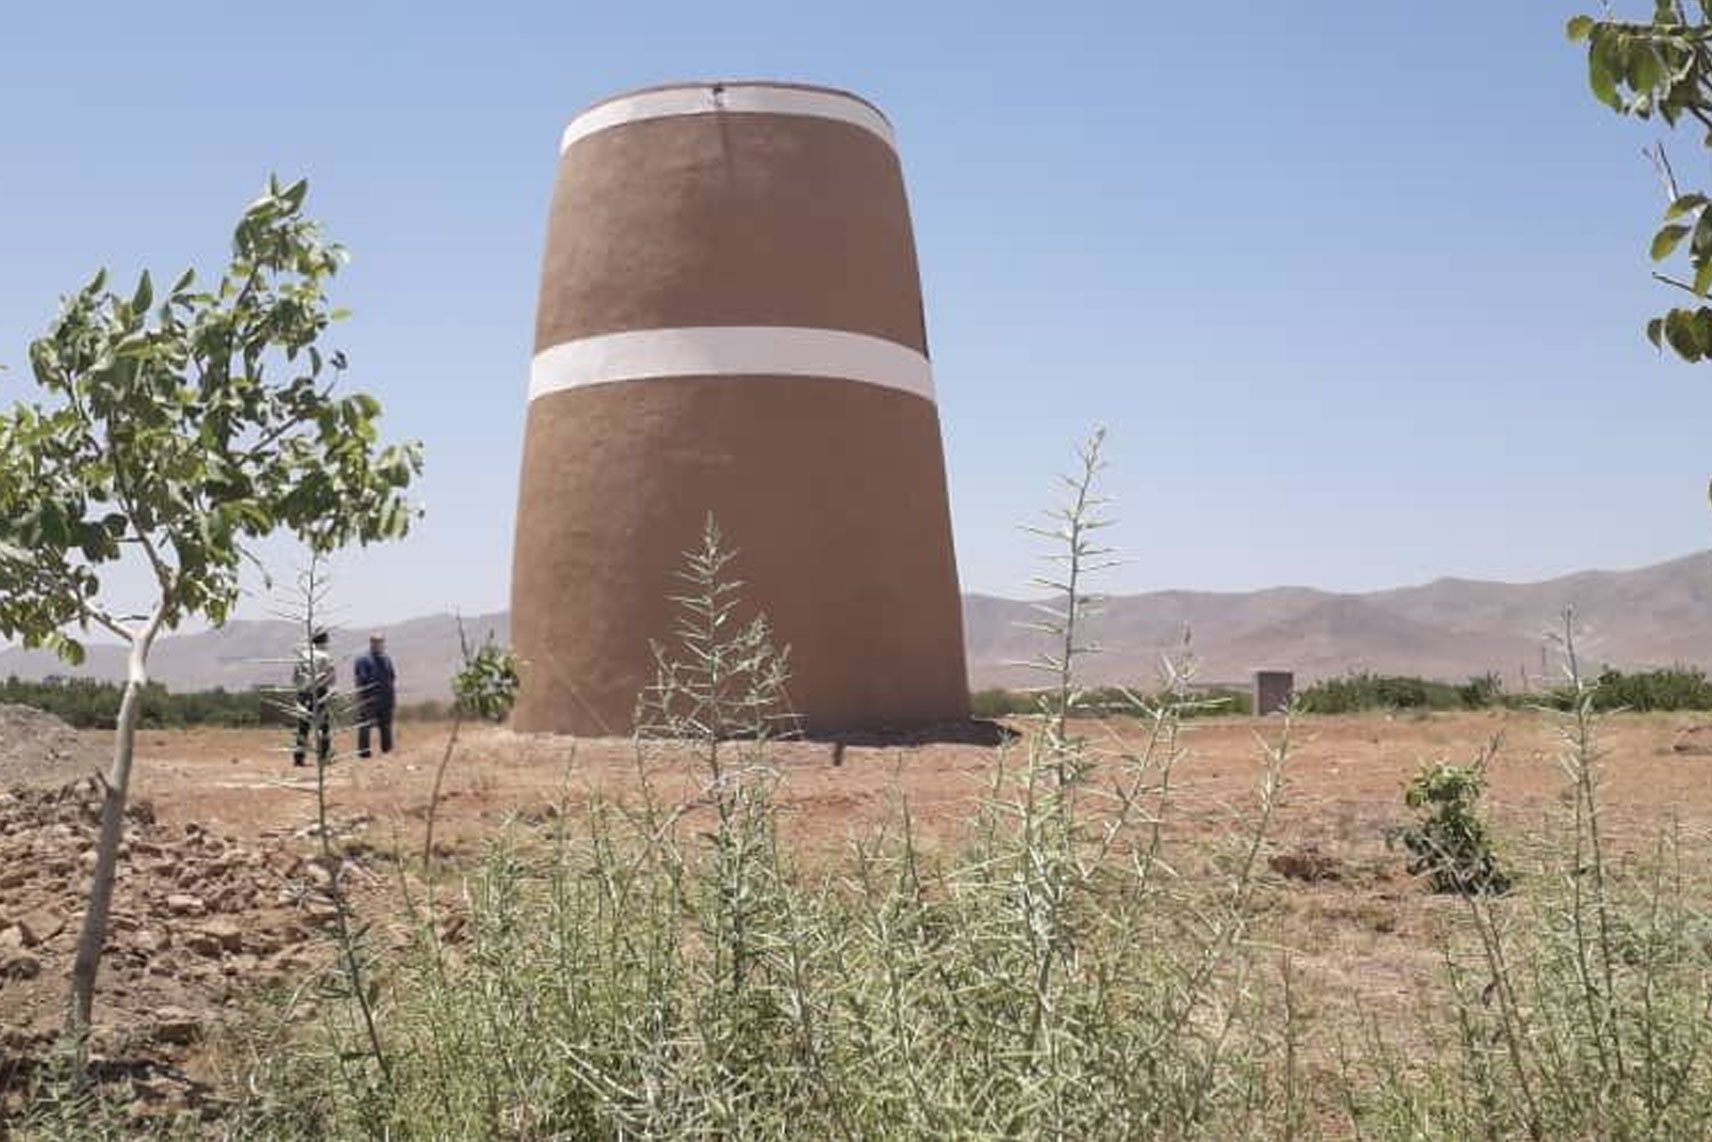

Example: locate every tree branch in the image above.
[104,436,176,599]
[1652,270,1706,297]
[13,558,136,644]
[83,606,133,644]
[1647,142,1683,203]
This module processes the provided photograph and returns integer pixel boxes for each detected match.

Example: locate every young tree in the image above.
[0,176,423,1044]
[1569,4,1712,360]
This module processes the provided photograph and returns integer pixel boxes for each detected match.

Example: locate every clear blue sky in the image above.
[2,1,1705,624]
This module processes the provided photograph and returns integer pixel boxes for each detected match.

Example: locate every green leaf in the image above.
[1653,223,1691,260]
[1590,51,1620,109]
[1691,208,1712,258]
[1648,316,1666,349]
[45,632,86,667]
[1631,42,1665,95]
[131,270,153,312]
[1694,259,1712,296]
[1567,14,1596,41]
[1591,33,1626,110]
[1665,307,1703,358]
[1696,307,1712,353]
[1666,193,1708,220]
[171,267,195,294]
[37,501,70,547]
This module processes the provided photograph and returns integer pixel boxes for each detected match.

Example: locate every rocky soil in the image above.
[0,776,383,1122]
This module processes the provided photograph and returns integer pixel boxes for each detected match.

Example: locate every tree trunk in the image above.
[66,603,165,1050]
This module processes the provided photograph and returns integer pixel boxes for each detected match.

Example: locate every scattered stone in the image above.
[184,931,223,957]
[148,1006,201,1046]
[200,919,244,954]
[165,894,206,917]
[1,949,41,979]
[1673,724,1712,756]
[265,850,301,877]
[208,884,251,914]
[16,910,64,947]
[1269,844,1345,883]
[223,953,260,978]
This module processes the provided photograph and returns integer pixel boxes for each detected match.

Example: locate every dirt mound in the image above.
[0,704,106,789]
[0,776,376,1076]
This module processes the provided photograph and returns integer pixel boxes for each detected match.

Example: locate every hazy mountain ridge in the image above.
[0,613,511,702]
[4,553,1710,697]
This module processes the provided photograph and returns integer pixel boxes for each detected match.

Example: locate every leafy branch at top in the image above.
[1570,4,1712,361]
[0,175,424,663]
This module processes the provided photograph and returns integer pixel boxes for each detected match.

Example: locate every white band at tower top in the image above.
[560,83,897,154]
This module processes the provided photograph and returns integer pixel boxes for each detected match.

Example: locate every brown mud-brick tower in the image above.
[510,81,971,735]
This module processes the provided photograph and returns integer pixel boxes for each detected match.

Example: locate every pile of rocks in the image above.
[0,776,370,1055]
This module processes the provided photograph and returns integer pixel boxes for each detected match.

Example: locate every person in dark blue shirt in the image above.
[354,632,398,758]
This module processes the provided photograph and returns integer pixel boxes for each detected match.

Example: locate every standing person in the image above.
[354,631,397,758]
[292,629,335,766]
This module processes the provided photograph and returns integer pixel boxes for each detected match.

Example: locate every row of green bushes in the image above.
[10,673,1255,730]
[969,666,1712,718]
[0,675,290,729]
[11,664,1712,731]
[1297,666,1712,714]
[1297,672,1481,713]
[0,675,451,730]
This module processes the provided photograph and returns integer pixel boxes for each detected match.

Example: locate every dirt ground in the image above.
[95,708,1712,876]
[5,707,1712,1118]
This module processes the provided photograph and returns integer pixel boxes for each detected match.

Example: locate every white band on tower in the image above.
[561,84,897,153]
[530,326,935,403]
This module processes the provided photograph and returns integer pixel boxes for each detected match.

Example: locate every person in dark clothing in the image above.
[354,632,397,758]
[292,629,334,766]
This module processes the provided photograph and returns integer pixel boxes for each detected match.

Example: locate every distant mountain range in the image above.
[967,549,1712,689]
[0,613,513,704]
[4,552,1711,698]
